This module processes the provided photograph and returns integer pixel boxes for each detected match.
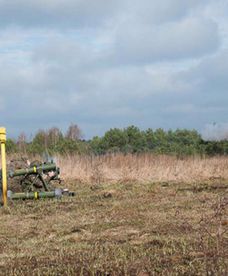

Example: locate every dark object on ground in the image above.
[0,157,75,204]
[1,158,61,192]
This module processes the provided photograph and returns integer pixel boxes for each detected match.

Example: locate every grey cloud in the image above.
[0,44,173,137]
[124,0,208,24]
[0,1,227,138]
[202,123,228,140]
[166,49,228,129]
[179,49,228,114]
[112,17,219,63]
[0,0,121,28]
[0,0,209,29]
[1,38,227,138]
[190,49,228,93]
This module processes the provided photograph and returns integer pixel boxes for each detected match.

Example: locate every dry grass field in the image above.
[0,154,227,275]
[58,154,228,184]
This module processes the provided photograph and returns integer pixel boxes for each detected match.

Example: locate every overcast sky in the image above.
[0,0,227,139]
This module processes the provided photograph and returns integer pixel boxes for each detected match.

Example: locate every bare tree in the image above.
[47,127,63,146]
[17,132,27,153]
[65,124,82,141]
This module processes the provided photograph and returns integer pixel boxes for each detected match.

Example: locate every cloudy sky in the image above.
[0,0,227,139]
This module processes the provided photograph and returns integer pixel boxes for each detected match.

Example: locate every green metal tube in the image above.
[9,164,57,178]
[7,189,62,200]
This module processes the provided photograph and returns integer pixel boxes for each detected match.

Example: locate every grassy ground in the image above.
[0,178,227,275]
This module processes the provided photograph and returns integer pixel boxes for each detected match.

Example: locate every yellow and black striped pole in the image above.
[0,127,7,206]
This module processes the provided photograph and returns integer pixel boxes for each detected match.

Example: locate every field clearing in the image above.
[0,154,227,275]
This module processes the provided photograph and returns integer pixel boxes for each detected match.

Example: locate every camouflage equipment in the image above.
[1,158,61,192]
[0,157,75,203]
[7,189,75,200]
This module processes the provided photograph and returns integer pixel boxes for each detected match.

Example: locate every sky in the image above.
[0,0,227,139]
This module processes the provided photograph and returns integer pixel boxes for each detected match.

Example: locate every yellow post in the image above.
[0,127,7,206]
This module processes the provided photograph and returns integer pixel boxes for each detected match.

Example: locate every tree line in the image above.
[6,124,228,156]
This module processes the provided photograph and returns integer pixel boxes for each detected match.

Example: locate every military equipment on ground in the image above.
[7,188,75,200]
[0,157,75,204]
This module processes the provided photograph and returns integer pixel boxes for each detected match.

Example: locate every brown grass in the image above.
[57,153,228,184]
[0,180,227,275]
[0,153,227,275]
